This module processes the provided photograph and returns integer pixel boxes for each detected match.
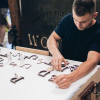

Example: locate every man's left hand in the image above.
[52,74,73,89]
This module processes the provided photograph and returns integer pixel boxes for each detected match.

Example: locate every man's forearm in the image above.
[47,33,68,71]
[47,36,61,56]
[70,60,98,82]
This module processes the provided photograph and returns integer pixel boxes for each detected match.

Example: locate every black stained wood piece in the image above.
[24,55,38,60]
[61,62,69,67]
[61,64,65,67]
[32,56,38,60]
[0,52,20,58]
[48,75,57,82]
[61,66,69,72]
[44,62,51,66]
[38,70,50,77]
[0,63,4,67]
[10,52,12,54]
[0,58,4,62]
[25,65,32,69]
[10,73,24,83]
[44,60,69,66]
[12,53,20,57]
[20,64,32,69]
[9,62,17,67]
[69,65,79,72]
[0,54,7,57]
[69,66,74,72]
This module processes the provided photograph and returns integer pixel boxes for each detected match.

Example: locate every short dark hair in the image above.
[72,0,96,16]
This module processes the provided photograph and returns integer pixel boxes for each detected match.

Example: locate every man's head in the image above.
[72,0,98,30]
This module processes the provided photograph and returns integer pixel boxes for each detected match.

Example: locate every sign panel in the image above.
[21,0,73,50]
[21,0,100,50]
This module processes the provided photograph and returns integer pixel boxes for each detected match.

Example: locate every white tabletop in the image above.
[0,47,100,100]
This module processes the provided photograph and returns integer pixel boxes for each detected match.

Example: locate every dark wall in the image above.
[96,0,100,21]
[21,0,73,50]
[21,0,100,50]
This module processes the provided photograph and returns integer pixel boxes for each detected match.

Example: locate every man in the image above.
[47,0,100,89]
[0,0,11,47]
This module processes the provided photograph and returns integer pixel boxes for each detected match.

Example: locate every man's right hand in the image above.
[51,54,68,71]
[47,31,68,71]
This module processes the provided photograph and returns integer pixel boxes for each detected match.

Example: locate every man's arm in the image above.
[47,31,68,71]
[71,51,100,82]
[53,51,100,89]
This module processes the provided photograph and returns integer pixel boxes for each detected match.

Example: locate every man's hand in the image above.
[47,31,68,71]
[51,54,68,71]
[52,74,73,89]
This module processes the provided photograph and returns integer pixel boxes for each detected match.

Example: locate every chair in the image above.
[15,46,49,56]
